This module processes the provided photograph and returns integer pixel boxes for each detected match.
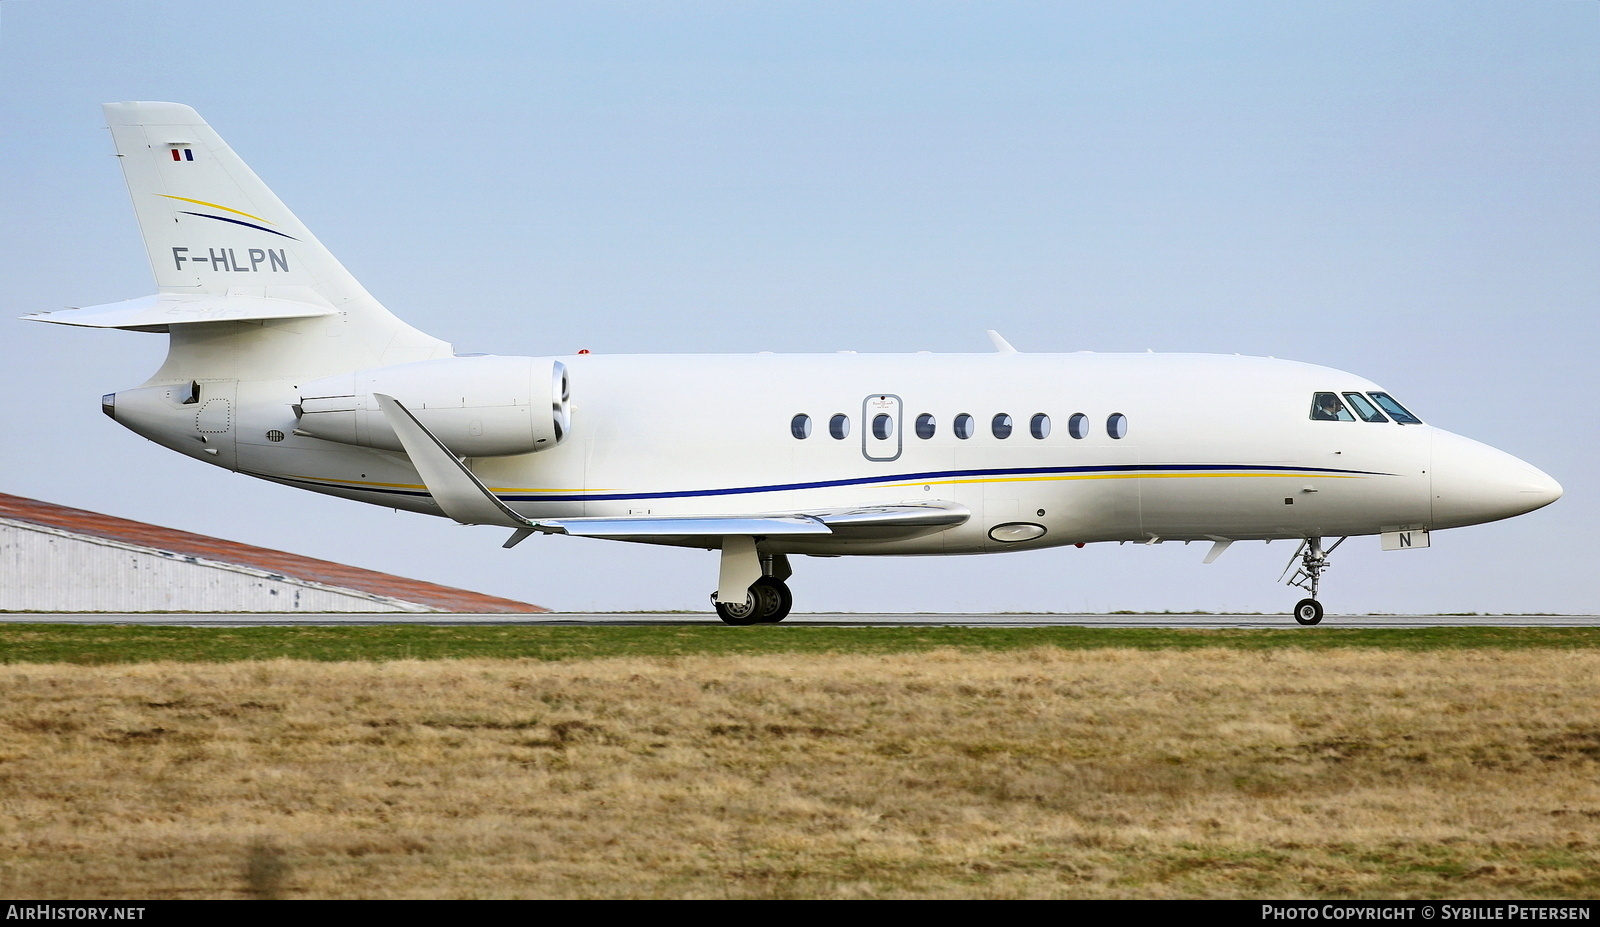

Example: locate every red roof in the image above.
[0,492,546,613]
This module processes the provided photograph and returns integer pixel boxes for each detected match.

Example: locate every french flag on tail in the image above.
[169,148,193,161]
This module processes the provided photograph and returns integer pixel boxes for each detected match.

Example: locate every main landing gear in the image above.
[1282,536,1346,626]
[712,549,794,625]
[713,576,793,625]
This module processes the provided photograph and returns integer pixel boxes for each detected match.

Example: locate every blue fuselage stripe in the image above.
[257,463,1391,504]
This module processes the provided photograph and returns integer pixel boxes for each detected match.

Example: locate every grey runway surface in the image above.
[1,612,1595,628]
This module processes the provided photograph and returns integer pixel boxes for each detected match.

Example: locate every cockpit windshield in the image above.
[1309,391,1424,425]
[1342,392,1388,423]
[1367,392,1423,425]
[1310,392,1355,422]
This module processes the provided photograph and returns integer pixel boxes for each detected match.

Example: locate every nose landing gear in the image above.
[1282,536,1346,626]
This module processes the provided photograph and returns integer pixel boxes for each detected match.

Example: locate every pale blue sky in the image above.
[2,1,1595,613]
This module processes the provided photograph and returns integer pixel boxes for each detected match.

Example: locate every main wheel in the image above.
[1293,598,1324,626]
[752,577,793,623]
[714,591,763,626]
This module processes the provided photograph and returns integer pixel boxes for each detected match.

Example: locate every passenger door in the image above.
[861,394,902,461]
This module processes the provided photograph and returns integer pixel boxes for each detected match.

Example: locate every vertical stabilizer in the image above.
[107,102,363,302]
[100,102,451,380]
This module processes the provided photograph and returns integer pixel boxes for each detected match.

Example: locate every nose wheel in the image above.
[1281,536,1345,626]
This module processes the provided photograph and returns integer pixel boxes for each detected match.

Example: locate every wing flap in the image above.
[811,503,970,530]
[539,503,968,540]
[539,515,829,537]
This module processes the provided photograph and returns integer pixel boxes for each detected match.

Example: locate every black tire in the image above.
[713,591,763,626]
[753,577,793,623]
[1293,598,1324,626]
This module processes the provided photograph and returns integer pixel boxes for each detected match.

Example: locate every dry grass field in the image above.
[2,647,1598,898]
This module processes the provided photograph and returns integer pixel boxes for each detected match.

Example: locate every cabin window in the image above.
[872,413,894,440]
[915,413,936,439]
[1341,392,1388,423]
[790,413,812,439]
[1030,413,1050,439]
[829,413,850,439]
[954,413,975,440]
[992,414,1013,439]
[1068,413,1089,439]
[1367,392,1423,425]
[1310,392,1355,422]
[1107,412,1128,439]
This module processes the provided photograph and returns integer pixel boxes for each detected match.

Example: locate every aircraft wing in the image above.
[374,393,968,546]
[539,502,969,539]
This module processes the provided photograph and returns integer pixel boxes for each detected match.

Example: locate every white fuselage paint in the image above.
[110,348,1557,556]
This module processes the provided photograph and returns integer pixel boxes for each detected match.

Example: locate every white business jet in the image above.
[28,103,1563,625]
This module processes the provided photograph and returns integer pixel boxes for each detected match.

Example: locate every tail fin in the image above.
[88,103,450,380]
[106,101,364,303]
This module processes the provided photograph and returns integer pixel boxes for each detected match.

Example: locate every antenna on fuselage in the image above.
[986,330,1019,354]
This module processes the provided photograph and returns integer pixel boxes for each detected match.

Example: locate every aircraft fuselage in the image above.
[104,350,1556,557]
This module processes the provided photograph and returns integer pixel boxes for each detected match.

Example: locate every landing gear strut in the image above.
[712,551,793,625]
[1282,536,1345,626]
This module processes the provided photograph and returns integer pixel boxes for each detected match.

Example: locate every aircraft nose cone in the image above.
[1431,430,1563,529]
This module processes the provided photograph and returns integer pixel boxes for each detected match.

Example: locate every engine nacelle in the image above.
[296,355,570,457]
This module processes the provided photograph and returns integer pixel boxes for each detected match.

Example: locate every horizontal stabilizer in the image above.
[23,293,335,333]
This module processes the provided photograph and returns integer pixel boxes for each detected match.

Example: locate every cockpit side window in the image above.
[1310,392,1355,422]
[1367,392,1423,425]
[1342,392,1388,423]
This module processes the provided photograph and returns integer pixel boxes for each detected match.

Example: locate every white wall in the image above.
[0,521,435,613]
